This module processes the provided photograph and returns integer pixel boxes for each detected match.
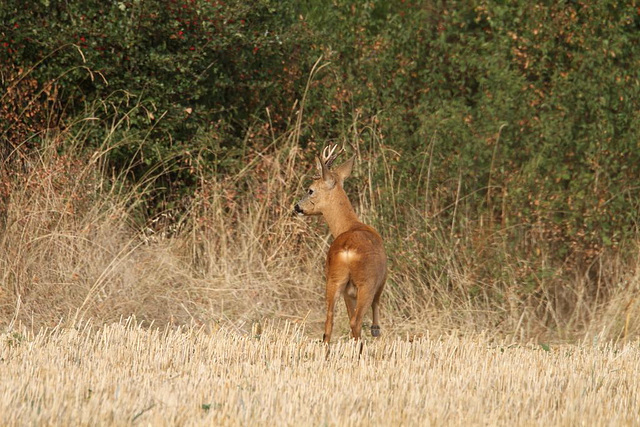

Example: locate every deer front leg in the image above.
[322,285,341,344]
[323,294,337,344]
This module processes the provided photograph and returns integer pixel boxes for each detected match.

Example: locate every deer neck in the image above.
[322,190,361,238]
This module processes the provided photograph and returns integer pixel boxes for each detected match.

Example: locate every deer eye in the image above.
[308,188,314,196]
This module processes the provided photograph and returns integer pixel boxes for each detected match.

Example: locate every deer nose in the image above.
[294,204,304,215]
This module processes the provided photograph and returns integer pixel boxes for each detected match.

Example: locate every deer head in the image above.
[294,143,355,218]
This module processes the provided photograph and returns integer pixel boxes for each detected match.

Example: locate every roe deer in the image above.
[294,144,387,344]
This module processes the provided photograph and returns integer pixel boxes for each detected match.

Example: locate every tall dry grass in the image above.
[1,100,640,343]
[1,319,639,425]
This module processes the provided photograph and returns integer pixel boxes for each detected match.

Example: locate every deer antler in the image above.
[321,143,345,169]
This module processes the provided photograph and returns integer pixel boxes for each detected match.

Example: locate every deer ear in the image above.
[315,156,335,189]
[334,155,355,185]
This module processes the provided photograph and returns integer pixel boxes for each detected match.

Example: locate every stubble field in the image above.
[1,320,638,426]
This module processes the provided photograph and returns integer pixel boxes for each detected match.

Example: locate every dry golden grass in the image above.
[1,319,639,426]
[2,64,639,341]
[2,127,639,342]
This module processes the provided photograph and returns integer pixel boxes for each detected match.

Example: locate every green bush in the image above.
[3,0,639,268]
[302,0,640,264]
[1,0,311,201]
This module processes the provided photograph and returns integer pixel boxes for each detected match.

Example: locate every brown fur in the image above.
[295,150,387,343]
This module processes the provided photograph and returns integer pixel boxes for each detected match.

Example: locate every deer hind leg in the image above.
[350,284,376,341]
[370,282,385,338]
[323,276,349,344]
[343,281,357,323]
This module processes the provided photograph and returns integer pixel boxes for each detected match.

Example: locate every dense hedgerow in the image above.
[1,0,311,203]
[2,0,640,328]
[301,1,640,262]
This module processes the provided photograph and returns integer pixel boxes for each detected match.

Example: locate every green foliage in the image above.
[301,0,640,264]
[2,0,640,271]
[1,0,311,202]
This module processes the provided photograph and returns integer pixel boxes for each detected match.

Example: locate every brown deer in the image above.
[294,144,387,344]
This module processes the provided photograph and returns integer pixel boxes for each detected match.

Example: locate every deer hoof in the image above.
[371,325,381,337]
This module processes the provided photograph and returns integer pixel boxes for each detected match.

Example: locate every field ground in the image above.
[1,319,638,426]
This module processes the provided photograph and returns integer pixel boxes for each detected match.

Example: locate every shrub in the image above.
[301,0,640,266]
[1,0,312,204]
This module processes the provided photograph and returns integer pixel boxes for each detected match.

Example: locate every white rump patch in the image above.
[338,249,359,262]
